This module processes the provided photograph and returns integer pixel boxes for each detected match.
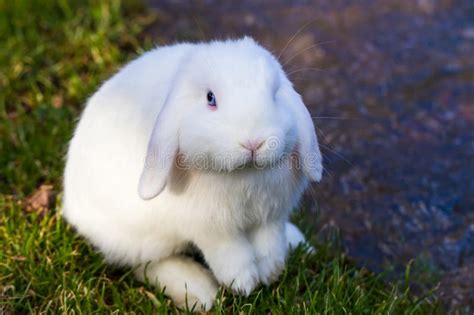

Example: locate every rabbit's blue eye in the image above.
[207,91,217,107]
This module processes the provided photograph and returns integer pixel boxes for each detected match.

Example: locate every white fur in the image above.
[63,37,322,309]
[134,256,218,311]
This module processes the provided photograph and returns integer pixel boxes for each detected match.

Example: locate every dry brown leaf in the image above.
[11,256,27,261]
[24,184,56,214]
[52,95,63,108]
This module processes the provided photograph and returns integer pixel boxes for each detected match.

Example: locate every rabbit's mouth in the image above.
[231,153,285,172]
[176,150,286,173]
[232,149,305,174]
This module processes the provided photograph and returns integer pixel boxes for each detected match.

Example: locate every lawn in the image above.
[0,1,439,313]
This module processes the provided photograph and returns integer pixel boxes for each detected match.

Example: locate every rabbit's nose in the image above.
[240,139,265,152]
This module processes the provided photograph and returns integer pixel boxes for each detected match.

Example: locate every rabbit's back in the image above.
[62,44,194,262]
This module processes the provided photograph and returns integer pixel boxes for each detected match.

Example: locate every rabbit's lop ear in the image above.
[138,97,179,200]
[278,82,323,182]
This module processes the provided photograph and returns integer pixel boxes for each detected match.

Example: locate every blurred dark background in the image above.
[145,0,474,309]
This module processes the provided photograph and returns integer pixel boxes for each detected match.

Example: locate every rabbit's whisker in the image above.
[277,18,320,61]
[282,40,336,68]
[192,16,206,41]
[286,67,326,76]
[319,144,353,166]
[312,116,358,120]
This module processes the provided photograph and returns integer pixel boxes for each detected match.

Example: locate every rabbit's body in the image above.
[63,38,322,310]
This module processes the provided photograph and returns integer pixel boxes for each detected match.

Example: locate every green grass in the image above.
[0,0,439,313]
[1,200,438,314]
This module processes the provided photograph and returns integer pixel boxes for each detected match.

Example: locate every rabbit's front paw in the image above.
[256,252,286,285]
[210,254,259,296]
[197,235,260,296]
[226,261,260,296]
[250,222,288,285]
[208,249,260,295]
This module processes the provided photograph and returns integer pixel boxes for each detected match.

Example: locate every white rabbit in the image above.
[63,37,322,310]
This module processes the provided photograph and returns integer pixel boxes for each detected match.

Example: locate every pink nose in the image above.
[241,139,264,151]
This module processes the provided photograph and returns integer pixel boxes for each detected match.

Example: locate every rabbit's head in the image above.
[139,37,322,200]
